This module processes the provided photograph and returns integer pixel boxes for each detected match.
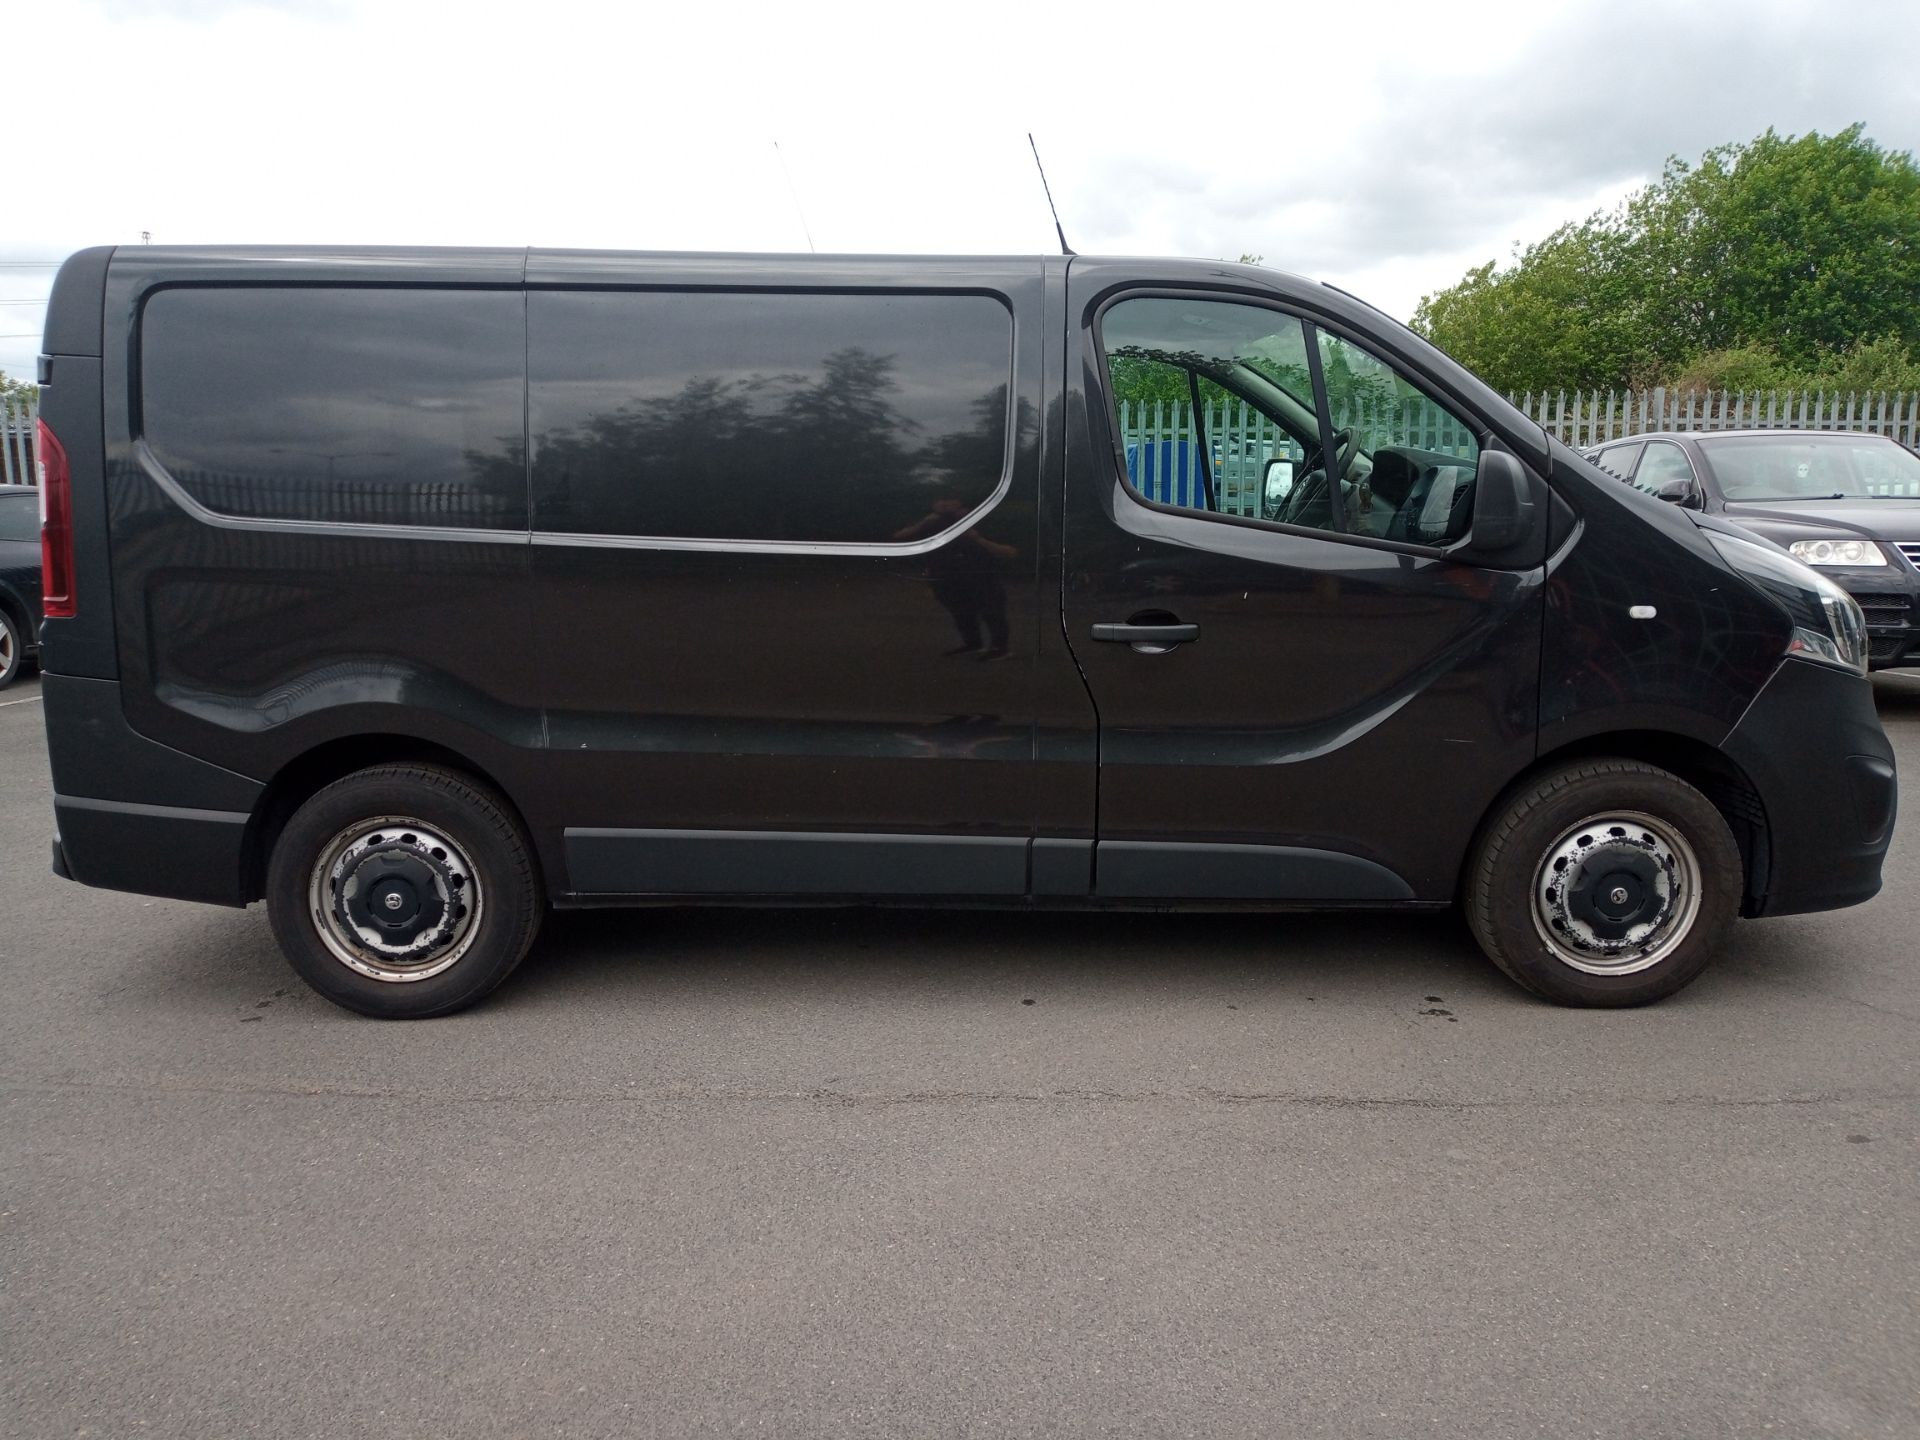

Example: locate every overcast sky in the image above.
[4,0,1918,384]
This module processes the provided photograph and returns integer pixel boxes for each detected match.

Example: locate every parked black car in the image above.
[32,247,1898,1018]
[0,486,42,688]
[1589,430,1920,669]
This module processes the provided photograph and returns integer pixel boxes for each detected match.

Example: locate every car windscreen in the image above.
[0,492,38,542]
[1700,436,1920,500]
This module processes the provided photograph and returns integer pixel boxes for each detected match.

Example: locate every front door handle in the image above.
[1090,620,1200,650]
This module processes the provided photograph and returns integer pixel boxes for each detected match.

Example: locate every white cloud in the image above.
[3,0,1918,381]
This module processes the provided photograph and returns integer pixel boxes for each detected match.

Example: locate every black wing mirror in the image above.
[1654,478,1698,507]
[1466,450,1535,553]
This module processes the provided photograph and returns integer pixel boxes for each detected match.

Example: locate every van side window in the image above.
[140,288,527,530]
[528,291,1012,545]
[1098,298,1481,545]
[0,493,37,543]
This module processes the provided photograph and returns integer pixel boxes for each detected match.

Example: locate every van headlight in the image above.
[1787,538,1886,567]
[1707,530,1868,674]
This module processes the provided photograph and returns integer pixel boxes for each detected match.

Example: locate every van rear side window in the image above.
[528,290,1013,544]
[139,287,527,530]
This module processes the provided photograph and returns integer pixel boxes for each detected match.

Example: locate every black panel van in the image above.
[32,247,1897,1017]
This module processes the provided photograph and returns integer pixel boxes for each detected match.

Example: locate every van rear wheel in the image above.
[1466,760,1741,1007]
[266,764,542,1019]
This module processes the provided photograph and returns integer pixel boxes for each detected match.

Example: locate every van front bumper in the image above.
[1721,658,1897,917]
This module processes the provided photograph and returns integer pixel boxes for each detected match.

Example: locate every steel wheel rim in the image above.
[306,816,483,983]
[0,619,14,673]
[1530,809,1702,976]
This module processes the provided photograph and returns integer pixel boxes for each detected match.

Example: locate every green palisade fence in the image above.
[5,388,1920,494]
[0,395,36,485]
[1510,387,1920,450]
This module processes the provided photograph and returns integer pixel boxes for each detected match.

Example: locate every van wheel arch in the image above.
[244,736,540,903]
[0,592,35,670]
[0,590,31,635]
[1472,732,1770,918]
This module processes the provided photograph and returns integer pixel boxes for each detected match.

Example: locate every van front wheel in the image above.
[1466,760,1741,1007]
[266,765,542,1019]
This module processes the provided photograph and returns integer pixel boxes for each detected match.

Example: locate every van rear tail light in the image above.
[36,418,75,618]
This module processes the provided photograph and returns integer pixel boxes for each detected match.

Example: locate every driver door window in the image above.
[1311,330,1481,543]
[1099,297,1480,546]
[1105,353,1221,512]
[1101,298,1319,525]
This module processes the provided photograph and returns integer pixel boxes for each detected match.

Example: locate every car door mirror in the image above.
[1262,457,1294,510]
[1654,477,1698,507]
[1464,449,1535,553]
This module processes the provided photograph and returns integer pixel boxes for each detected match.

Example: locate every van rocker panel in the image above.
[1093,841,1414,901]
[563,828,1030,897]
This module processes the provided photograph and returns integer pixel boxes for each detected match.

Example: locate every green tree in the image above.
[1821,335,1920,394]
[1106,353,1194,411]
[1669,334,1920,395]
[1412,125,1920,393]
[1413,219,1651,392]
[1668,344,1793,395]
[0,370,38,408]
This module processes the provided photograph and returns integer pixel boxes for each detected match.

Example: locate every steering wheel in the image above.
[1327,426,1362,483]
[1278,427,1362,527]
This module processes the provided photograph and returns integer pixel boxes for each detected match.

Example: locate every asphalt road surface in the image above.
[4,669,1918,1439]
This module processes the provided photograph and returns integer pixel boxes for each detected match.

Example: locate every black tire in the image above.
[1465,760,1742,1007]
[266,764,542,1019]
[0,606,22,690]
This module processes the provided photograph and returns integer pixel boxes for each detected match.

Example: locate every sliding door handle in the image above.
[1090,621,1199,649]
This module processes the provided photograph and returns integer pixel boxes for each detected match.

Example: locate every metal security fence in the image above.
[6,387,1919,498]
[1117,388,1920,511]
[1,395,35,485]
[1117,399,1298,516]
[1116,396,1479,517]
[174,468,519,528]
[1510,388,1920,450]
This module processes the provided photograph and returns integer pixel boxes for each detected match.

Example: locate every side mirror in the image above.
[1467,450,1535,553]
[1654,478,1697,507]
[1262,457,1294,507]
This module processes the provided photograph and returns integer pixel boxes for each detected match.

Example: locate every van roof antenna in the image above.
[1028,133,1075,256]
[772,141,817,254]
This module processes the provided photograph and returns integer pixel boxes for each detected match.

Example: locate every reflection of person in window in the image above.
[893,497,1017,658]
